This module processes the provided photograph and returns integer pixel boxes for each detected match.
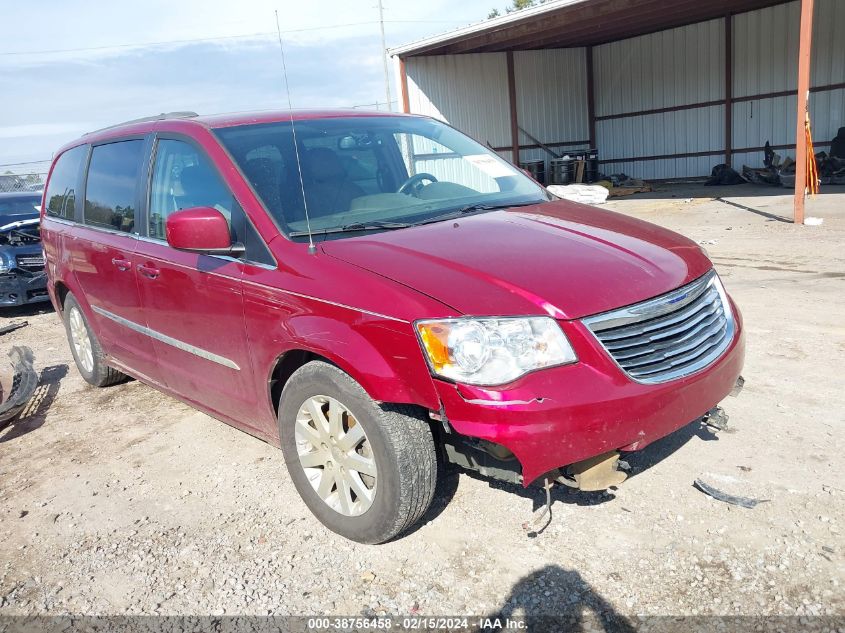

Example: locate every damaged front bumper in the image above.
[433,316,745,486]
[0,270,49,306]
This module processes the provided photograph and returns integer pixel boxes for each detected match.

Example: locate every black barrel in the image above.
[584,149,599,183]
[549,157,574,185]
[520,159,546,185]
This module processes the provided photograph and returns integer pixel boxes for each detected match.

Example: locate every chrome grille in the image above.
[583,271,734,384]
[15,254,44,272]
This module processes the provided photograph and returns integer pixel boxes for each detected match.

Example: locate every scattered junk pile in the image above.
[707,126,845,189]
[521,123,845,202]
[518,126,651,204]
[0,323,38,428]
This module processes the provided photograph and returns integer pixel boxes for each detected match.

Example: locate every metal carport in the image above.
[391,0,844,223]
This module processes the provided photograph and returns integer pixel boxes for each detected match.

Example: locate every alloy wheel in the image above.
[68,306,94,374]
[295,395,377,516]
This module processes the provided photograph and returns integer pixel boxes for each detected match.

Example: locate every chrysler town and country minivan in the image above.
[42,110,744,543]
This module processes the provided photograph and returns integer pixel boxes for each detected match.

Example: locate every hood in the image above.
[321,200,712,320]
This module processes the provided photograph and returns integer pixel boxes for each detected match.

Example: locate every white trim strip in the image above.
[91,305,241,370]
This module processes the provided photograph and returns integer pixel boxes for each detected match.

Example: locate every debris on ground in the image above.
[0,346,38,426]
[705,164,745,186]
[547,184,609,204]
[605,174,652,196]
[0,322,28,336]
[742,164,780,186]
[693,479,769,509]
[804,217,824,226]
[700,406,730,432]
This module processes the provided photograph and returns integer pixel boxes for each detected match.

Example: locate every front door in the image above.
[134,137,258,426]
[71,138,161,380]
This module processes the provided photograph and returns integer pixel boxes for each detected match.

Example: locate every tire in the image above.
[62,293,126,387]
[278,361,438,544]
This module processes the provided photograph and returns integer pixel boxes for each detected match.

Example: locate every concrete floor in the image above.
[605,181,845,224]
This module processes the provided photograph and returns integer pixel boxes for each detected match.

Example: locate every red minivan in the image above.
[41,110,744,543]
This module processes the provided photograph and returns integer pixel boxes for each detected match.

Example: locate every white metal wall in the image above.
[733,0,845,168]
[593,18,725,179]
[401,0,845,181]
[513,49,590,164]
[403,53,513,162]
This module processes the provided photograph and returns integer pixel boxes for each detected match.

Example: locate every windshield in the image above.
[214,116,549,240]
[0,195,41,227]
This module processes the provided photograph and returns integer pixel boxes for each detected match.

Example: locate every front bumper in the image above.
[434,302,745,485]
[0,271,49,306]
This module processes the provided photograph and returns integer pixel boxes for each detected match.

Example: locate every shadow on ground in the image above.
[608,182,845,222]
[0,302,55,320]
[475,564,637,632]
[0,364,67,442]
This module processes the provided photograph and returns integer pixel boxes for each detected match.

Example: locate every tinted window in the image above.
[45,145,87,219]
[84,140,143,233]
[149,139,236,240]
[149,139,274,266]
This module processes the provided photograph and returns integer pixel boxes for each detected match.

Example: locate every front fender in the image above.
[265,313,441,412]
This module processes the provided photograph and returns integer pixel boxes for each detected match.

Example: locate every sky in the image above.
[1,0,502,172]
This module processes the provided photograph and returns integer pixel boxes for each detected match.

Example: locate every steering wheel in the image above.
[397,172,438,196]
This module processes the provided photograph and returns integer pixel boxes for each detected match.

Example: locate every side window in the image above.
[150,139,275,266]
[45,145,87,219]
[149,139,236,240]
[84,140,144,233]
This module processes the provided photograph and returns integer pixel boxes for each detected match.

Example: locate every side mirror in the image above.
[165,207,245,256]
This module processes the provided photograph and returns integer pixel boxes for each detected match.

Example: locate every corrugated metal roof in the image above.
[390,0,586,57]
[391,0,792,57]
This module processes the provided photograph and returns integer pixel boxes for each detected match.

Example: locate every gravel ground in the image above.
[0,184,843,625]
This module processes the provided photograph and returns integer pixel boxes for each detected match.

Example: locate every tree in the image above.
[507,0,537,11]
[488,0,547,19]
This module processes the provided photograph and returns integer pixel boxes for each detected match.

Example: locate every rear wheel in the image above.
[278,361,437,544]
[63,293,126,387]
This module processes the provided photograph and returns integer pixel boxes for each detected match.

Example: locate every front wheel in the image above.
[278,361,438,544]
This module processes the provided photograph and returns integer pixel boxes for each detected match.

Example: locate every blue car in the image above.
[0,191,49,307]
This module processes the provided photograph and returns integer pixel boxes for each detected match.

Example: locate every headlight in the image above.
[415,316,577,386]
[0,260,8,274]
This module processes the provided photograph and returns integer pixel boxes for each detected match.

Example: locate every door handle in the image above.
[136,264,160,279]
[111,257,131,271]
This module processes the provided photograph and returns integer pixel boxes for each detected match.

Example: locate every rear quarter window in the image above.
[84,140,144,233]
[45,145,87,220]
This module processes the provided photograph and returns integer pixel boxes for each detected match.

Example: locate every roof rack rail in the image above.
[85,111,199,135]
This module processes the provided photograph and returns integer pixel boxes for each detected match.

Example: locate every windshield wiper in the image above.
[288,200,542,237]
[412,200,541,227]
[289,220,413,237]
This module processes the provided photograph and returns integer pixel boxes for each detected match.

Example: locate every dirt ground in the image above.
[0,184,843,624]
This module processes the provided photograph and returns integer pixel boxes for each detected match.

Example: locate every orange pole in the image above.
[398,57,410,114]
[793,0,815,224]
